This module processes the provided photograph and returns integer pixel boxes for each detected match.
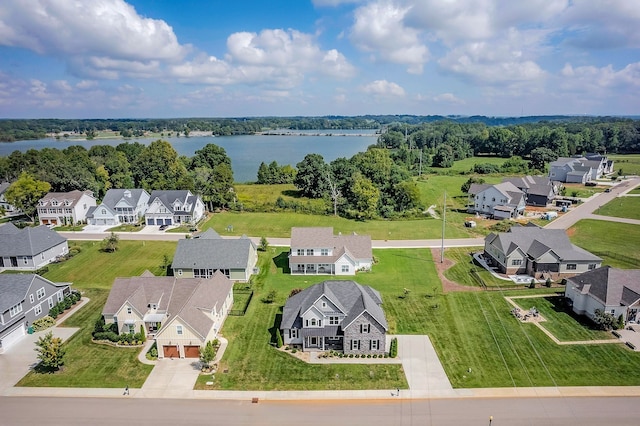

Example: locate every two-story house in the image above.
[145,190,205,226]
[37,190,97,226]
[87,189,150,226]
[101,272,233,359]
[0,182,18,213]
[288,227,373,275]
[0,223,68,271]
[467,182,526,219]
[281,280,388,355]
[549,154,613,183]
[0,274,71,353]
[502,176,560,206]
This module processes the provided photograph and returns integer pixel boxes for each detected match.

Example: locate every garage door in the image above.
[164,219,172,225]
[163,345,179,358]
[1,323,25,352]
[184,345,200,358]
[147,218,155,225]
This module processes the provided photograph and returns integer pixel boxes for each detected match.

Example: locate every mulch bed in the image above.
[430,248,481,294]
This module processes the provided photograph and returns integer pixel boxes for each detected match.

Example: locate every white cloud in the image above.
[560,62,640,93]
[432,93,466,105]
[360,80,405,97]
[349,0,428,73]
[312,0,363,6]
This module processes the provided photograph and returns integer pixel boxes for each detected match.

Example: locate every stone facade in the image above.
[343,311,386,355]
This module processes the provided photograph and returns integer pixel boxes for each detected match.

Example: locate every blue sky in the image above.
[0,0,638,118]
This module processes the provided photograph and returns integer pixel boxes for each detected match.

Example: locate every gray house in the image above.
[171,229,258,282]
[281,280,388,355]
[87,189,150,226]
[0,274,71,353]
[502,176,560,206]
[0,182,17,213]
[467,182,526,219]
[0,223,68,271]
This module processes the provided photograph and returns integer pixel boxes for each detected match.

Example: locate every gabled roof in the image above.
[0,182,10,196]
[103,273,233,339]
[0,222,19,234]
[0,224,67,257]
[38,190,94,207]
[568,266,640,307]
[148,190,195,214]
[0,274,68,313]
[194,228,221,239]
[172,236,256,270]
[281,280,387,331]
[101,189,149,209]
[485,226,601,262]
[290,227,372,260]
[503,176,554,197]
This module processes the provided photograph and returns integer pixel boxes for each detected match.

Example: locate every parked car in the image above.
[604,188,611,193]
[159,224,168,230]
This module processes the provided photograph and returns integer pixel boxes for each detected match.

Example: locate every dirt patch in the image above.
[431,248,481,294]
[565,226,576,237]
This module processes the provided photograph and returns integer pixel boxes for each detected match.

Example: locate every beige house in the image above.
[289,227,373,275]
[38,190,96,226]
[102,272,233,359]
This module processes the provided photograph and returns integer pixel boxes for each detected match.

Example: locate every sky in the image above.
[0,0,638,118]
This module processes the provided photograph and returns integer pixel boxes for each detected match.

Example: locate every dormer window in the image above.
[51,200,58,206]
[64,201,71,206]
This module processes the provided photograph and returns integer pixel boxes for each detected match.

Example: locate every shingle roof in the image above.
[38,190,94,208]
[172,237,256,269]
[0,182,10,195]
[0,225,67,257]
[0,274,67,313]
[281,280,387,331]
[290,227,372,260]
[148,190,194,214]
[101,189,148,209]
[568,266,640,306]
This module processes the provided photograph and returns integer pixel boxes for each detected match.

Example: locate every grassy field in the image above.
[594,196,640,220]
[234,183,327,212]
[443,247,520,288]
[628,187,640,194]
[609,154,640,176]
[107,224,143,232]
[562,183,606,198]
[442,156,510,173]
[16,240,177,387]
[568,220,640,268]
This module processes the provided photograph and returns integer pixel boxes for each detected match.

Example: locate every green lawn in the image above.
[107,224,143,232]
[628,187,640,194]
[609,154,640,176]
[594,196,640,220]
[53,225,85,231]
[16,240,177,387]
[511,296,615,342]
[562,183,606,198]
[234,183,327,212]
[443,247,520,288]
[444,156,510,173]
[568,220,640,268]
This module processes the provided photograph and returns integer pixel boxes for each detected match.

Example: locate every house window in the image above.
[321,249,329,256]
[310,318,317,326]
[127,307,132,314]
[101,209,106,214]
[567,264,577,270]
[341,265,349,273]
[290,329,298,339]
[511,259,522,266]
[176,325,183,335]
[351,340,360,350]
[306,249,314,256]
[48,298,54,309]
[23,257,28,264]
[296,249,304,256]
[329,316,339,325]
[588,264,597,270]
[370,340,380,351]
[30,294,34,303]
[41,252,45,260]
[34,304,42,316]
[57,291,63,302]
[177,269,183,276]
[361,324,370,333]
[322,301,327,308]
[36,287,46,300]
[9,303,22,317]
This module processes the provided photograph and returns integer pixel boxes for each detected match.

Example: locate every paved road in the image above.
[2,395,640,425]
[544,176,640,230]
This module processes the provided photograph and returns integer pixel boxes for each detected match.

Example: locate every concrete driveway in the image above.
[395,335,452,395]
[138,359,201,398]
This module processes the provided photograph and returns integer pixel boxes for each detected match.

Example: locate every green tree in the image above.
[259,236,269,252]
[393,180,421,211]
[294,153,329,198]
[4,172,51,222]
[101,232,119,252]
[199,340,217,369]
[461,177,485,193]
[35,331,66,371]
[132,140,190,191]
[433,144,454,168]
[529,147,558,171]
[349,172,379,219]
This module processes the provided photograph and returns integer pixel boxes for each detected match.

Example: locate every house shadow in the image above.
[546,296,601,331]
[269,309,283,345]
[272,251,290,274]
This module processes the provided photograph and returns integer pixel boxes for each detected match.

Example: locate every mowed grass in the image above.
[595,196,640,220]
[443,247,516,288]
[17,240,177,387]
[442,156,510,173]
[568,220,640,268]
[609,154,640,176]
[562,183,606,198]
[512,296,614,342]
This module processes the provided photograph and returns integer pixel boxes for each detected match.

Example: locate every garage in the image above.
[164,219,172,225]
[0,323,25,352]
[147,218,155,225]
[184,345,200,358]
[162,345,179,358]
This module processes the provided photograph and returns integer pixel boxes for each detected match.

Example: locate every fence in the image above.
[229,289,253,316]
[592,251,640,267]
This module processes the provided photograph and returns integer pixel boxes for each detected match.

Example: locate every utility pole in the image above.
[441,191,446,263]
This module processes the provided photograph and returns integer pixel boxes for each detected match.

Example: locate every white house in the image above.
[549,154,613,183]
[87,189,150,226]
[0,182,17,213]
[37,190,96,226]
[145,190,205,226]
[289,227,373,275]
[468,182,526,219]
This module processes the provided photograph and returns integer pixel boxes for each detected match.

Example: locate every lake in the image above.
[0,130,378,183]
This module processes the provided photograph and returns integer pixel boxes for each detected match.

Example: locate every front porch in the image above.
[291,263,336,275]
[301,327,343,351]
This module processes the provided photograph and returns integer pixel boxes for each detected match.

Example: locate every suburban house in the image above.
[102,272,233,359]
[289,227,373,275]
[281,280,388,355]
[87,189,150,226]
[0,182,17,213]
[0,274,71,353]
[483,226,602,279]
[502,176,560,206]
[549,154,613,183]
[467,182,526,219]
[145,190,205,226]
[37,190,97,226]
[565,266,640,325]
[171,229,258,282]
[0,223,68,271]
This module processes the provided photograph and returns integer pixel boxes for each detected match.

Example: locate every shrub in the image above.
[617,314,625,330]
[139,325,146,343]
[545,278,552,288]
[291,348,297,354]
[529,280,536,289]
[276,328,283,348]
[32,316,56,331]
[93,331,119,342]
[49,306,60,319]
[389,337,398,358]
[261,290,277,304]
[289,288,303,297]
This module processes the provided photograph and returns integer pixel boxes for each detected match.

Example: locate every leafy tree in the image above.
[132,140,190,191]
[529,147,558,171]
[276,329,283,348]
[35,331,66,371]
[461,177,485,193]
[393,180,421,211]
[4,172,51,222]
[352,148,392,186]
[349,172,379,219]
[294,154,329,198]
[101,232,119,252]
[593,309,616,330]
[199,340,217,369]
[259,236,269,252]
[433,144,454,168]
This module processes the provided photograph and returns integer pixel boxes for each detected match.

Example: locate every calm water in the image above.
[0,130,378,182]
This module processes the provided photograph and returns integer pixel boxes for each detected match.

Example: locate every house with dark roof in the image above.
[144,190,205,226]
[281,280,388,355]
[0,182,17,213]
[87,189,150,226]
[289,227,373,275]
[0,223,68,271]
[483,226,602,279]
[565,266,640,324]
[0,274,71,353]
[467,182,526,219]
[549,154,613,183]
[37,190,97,226]
[101,272,233,359]
[502,176,560,206]
[171,229,258,282]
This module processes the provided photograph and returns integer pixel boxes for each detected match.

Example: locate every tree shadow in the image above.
[272,251,290,274]
[281,189,304,198]
[269,309,283,345]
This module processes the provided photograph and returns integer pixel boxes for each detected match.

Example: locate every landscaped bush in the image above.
[32,316,55,331]
[261,290,277,304]
[389,337,398,358]
[146,342,158,360]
